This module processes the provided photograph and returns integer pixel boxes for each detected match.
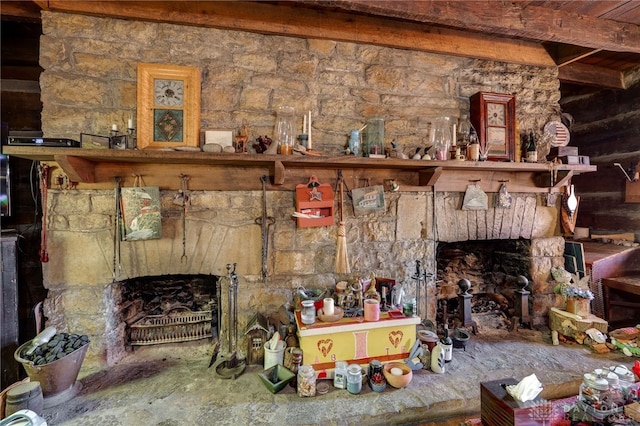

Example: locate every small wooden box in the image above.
[480,378,548,426]
[549,146,578,157]
[625,402,640,421]
[625,180,640,203]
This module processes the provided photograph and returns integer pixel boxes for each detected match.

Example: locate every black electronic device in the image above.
[7,137,81,147]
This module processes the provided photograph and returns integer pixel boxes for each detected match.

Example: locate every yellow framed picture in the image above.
[137,63,201,150]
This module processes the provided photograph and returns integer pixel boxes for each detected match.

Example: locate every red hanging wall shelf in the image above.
[295,175,335,228]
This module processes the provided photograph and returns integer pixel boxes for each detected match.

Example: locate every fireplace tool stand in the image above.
[211,263,246,379]
[411,260,433,320]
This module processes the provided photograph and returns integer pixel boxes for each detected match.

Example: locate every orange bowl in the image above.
[383,362,413,388]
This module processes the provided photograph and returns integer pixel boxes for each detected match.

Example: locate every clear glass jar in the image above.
[579,372,609,408]
[334,361,348,389]
[300,300,316,325]
[604,372,624,407]
[297,364,316,397]
[365,117,385,157]
[432,116,452,161]
[346,364,363,394]
[275,106,296,155]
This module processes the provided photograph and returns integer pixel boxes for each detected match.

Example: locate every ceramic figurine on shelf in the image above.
[351,281,364,310]
[364,272,381,302]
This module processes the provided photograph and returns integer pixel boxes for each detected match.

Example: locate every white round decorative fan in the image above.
[544,120,570,147]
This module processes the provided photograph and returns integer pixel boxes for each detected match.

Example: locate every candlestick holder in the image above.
[127,127,137,150]
[109,129,128,150]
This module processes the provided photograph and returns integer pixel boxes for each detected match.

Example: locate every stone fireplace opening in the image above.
[109,275,219,360]
[435,239,533,328]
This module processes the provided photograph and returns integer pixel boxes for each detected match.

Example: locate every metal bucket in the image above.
[14,340,88,406]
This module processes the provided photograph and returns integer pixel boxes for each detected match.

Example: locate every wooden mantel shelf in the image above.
[1,146,597,192]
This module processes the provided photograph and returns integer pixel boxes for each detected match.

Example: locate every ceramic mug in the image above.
[364,299,380,321]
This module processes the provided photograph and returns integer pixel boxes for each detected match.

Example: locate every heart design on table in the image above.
[388,330,404,348]
[317,339,334,357]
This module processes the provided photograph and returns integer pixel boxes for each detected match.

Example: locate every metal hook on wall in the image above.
[613,163,633,182]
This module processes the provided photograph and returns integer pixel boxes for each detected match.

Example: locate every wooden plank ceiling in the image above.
[2,0,639,91]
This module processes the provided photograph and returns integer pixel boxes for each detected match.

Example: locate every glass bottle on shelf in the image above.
[365,117,385,157]
[432,116,452,161]
[456,114,475,160]
[526,131,537,163]
[467,127,480,161]
[348,129,362,157]
[275,106,296,155]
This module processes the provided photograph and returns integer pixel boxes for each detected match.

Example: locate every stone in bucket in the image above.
[15,328,90,408]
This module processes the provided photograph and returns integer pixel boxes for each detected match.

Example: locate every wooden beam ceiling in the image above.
[38,0,555,67]
[3,1,639,89]
[316,0,640,54]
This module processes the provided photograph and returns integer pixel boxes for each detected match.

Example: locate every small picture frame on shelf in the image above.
[80,133,110,149]
[137,63,201,150]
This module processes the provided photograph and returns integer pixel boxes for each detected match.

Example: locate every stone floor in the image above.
[35,322,636,426]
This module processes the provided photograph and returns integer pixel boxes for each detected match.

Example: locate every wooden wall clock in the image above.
[470,92,516,161]
[137,63,201,150]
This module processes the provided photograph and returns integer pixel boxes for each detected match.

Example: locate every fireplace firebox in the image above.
[115,275,219,349]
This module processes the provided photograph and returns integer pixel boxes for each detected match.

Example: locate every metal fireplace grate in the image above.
[129,308,213,346]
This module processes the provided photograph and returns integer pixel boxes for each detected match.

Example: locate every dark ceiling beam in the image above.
[558,62,625,89]
[0,0,43,21]
[316,0,640,54]
[548,45,603,67]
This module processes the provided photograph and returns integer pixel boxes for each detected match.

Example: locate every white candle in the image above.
[128,117,133,129]
[303,114,307,134]
[307,110,312,149]
[323,298,334,316]
[112,124,118,132]
[452,123,457,146]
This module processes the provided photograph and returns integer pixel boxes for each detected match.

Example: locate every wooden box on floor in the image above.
[480,378,549,426]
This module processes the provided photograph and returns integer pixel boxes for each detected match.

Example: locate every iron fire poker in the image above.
[412,259,434,320]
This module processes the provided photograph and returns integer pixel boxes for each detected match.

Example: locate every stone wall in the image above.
[38,12,565,367]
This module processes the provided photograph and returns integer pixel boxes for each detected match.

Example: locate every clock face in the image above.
[154,79,184,107]
[487,103,505,126]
